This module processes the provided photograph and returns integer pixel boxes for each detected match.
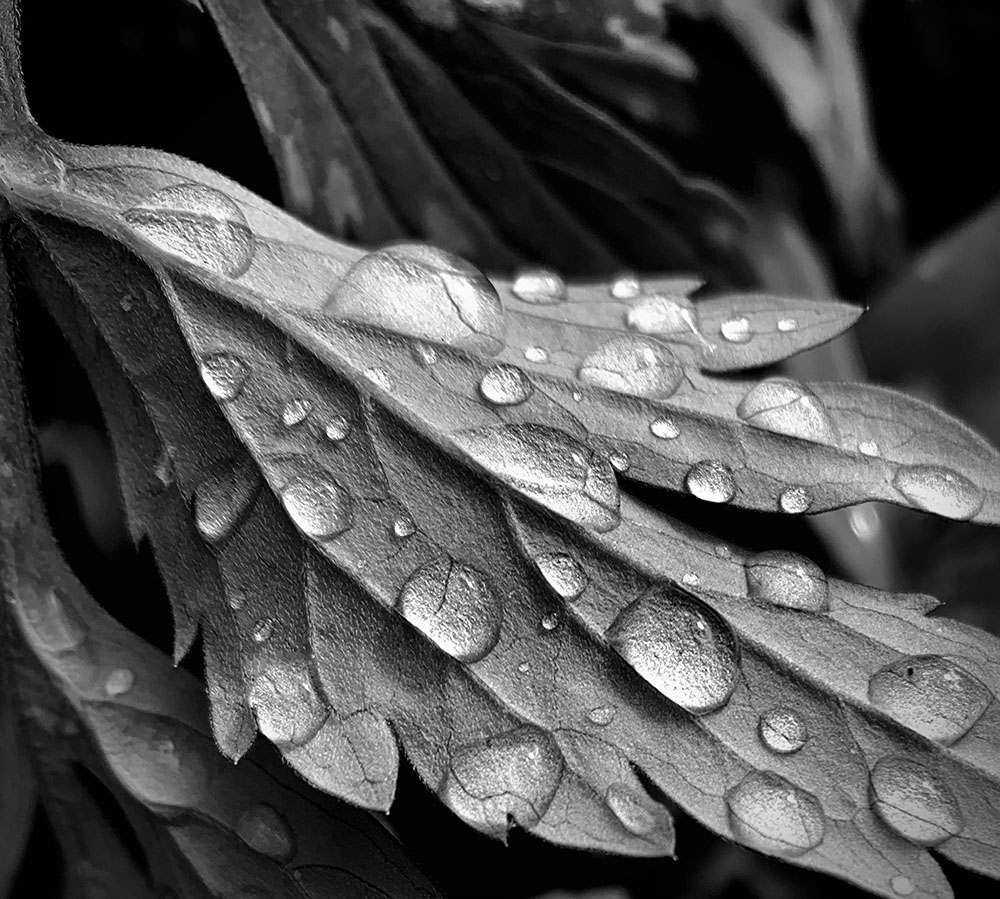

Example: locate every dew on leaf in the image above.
[650,417,680,440]
[685,460,736,504]
[413,341,439,366]
[540,612,559,631]
[364,366,392,392]
[248,661,327,745]
[251,618,274,643]
[279,469,353,539]
[153,446,176,489]
[608,585,740,714]
[605,783,657,836]
[609,450,630,472]
[870,756,963,845]
[777,318,798,332]
[393,514,416,538]
[236,803,296,862]
[524,345,549,364]
[868,655,991,745]
[682,572,699,586]
[720,317,753,343]
[892,464,984,520]
[578,336,683,400]
[610,272,642,299]
[778,487,812,514]
[891,875,915,896]
[200,353,249,402]
[104,668,135,697]
[726,771,825,856]
[397,556,502,663]
[281,398,313,427]
[122,184,255,277]
[758,707,808,754]
[744,550,829,612]
[325,243,505,354]
[324,416,351,442]
[588,706,616,726]
[736,378,838,445]
[479,365,533,406]
[626,292,699,337]
[21,586,86,653]
[193,461,260,544]
[534,552,588,601]
[511,267,567,305]
[859,440,880,457]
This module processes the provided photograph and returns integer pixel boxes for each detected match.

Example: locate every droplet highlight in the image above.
[685,460,735,504]
[578,336,683,400]
[524,345,549,364]
[534,552,588,601]
[744,550,829,612]
[720,317,753,343]
[200,353,248,402]
[588,706,616,726]
[610,272,642,299]
[870,756,963,845]
[280,398,313,427]
[892,465,984,520]
[511,267,567,305]
[104,668,135,697]
[736,378,838,445]
[649,417,680,440]
[605,783,657,836]
[758,707,808,754]
[280,469,353,539]
[479,365,533,406]
[726,771,825,856]
[193,460,261,544]
[778,487,812,514]
[627,292,699,337]
[21,586,86,653]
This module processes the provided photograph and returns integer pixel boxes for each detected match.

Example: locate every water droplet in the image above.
[541,612,559,631]
[517,661,530,674]
[455,424,620,531]
[413,341,439,366]
[153,446,176,489]
[324,416,351,442]
[325,244,505,355]
[744,550,829,612]
[200,353,248,402]
[720,317,753,343]
[627,292,699,337]
[393,514,416,538]
[21,586,86,653]
[534,552,588,601]
[605,783,657,836]
[251,618,274,643]
[610,272,642,299]
[280,469,353,539]
[868,655,991,745]
[870,756,963,845]
[609,450,630,472]
[891,875,915,896]
[479,365,533,406]
[778,487,812,514]
[649,417,680,440]
[193,461,260,544]
[248,661,326,746]
[228,588,246,611]
[608,585,740,714]
[236,803,296,862]
[104,668,135,697]
[511,267,567,305]
[715,544,732,559]
[588,706,616,726]
[685,460,735,504]
[524,345,549,364]
[777,318,798,332]
[122,184,255,277]
[281,398,313,427]
[726,771,825,856]
[578,336,683,400]
[859,440,880,457]
[737,378,839,445]
[758,707,808,754]
[397,556,502,663]
[365,367,392,392]
[892,465,984,520]
[440,727,564,834]
[571,390,582,402]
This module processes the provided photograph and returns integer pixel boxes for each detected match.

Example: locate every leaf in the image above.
[0,646,36,897]
[0,249,443,899]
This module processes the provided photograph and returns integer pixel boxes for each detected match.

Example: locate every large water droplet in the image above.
[627,292,699,337]
[758,707,808,754]
[608,585,740,714]
[685,460,735,504]
[21,586,86,653]
[200,353,249,402]
[868,655,991,745]
[578,336,683,400]
[455,424,620,531]
[892,465,984,520]
[870,756,963,845]
[610,272,642,299]
[122,184,255,277]
[650,417,680,440]
[325,244,505,355]
[726,771,825,856]
[281,398,313,427]
[479,365,533,406]
[605,783,657,836]
[511,267,567,305]
[720,317,753,343]
[236,803,296,862]
[439,727,564,834]
[737,378,838,445]
[104,668,135,697]
[534,552,588,600]
[193,461,261,544]
[280,469,353,539]
[744,550,828,612]
[397,556,502,663]
[778,487,812,515]
[248,661,327,746]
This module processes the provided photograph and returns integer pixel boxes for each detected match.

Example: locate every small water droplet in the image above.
[609,450,630,472]
[281,398,313,427]
[541,612,559,631]
[104,668,135,697]
[153,446,176,489]
[588,706,616,726]
[479,365,533,406]
[891,875,915,896]
[744,550,829,612]
[715,544,732,559]
[325,244,505,355]
[778,487,812,514]
[578,336,683,400]
[517,661,530,673]
[397,556,502,663]
[571,390,582,402]
[737,378,839,445]
[868,655,991,745]
[720,317,753,343]
[511,267,567,305]
[777,318,798,332]
[365,367,392,392]
[610,272,642,299]
[200,353,249,402]
[21,586,86,653]
[393,514,416,538]
[193,461,261,544]
[685,460,735,504]
[649,417,680,440]
[870,756,963,845]
[413,342,439,366]
[726,771,825,856]
[524,345,549,364]
[228,588,246,611]
[605,783,658,836]
[682,572,699,587]
[627,292,699,337]
[123,184,255,277]
[608,585,739,714]
[859,440,880,457]
[534,553,588,601]
[280,469,353,539]
[324,416,351,442]
[758,707,808,754]
[236,803,296,862]
[251,618,274,643]
[892,464,984,520]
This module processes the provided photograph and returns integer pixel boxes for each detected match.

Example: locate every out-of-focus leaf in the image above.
[0,648,36,897]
